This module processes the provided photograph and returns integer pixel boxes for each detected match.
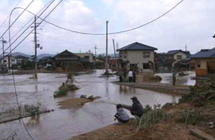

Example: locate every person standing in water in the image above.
[172,69,177,86]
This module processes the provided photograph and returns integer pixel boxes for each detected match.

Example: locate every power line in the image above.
[43,0,184,35]
[11,0,55,41]
[2,0,55,57]
[7,0,60,140]
[2,0,183,36]
[0,0,35,39]
[0,0,22,28]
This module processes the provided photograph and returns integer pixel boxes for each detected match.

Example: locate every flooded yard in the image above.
[0,70,180,140]
[157,71,196,86]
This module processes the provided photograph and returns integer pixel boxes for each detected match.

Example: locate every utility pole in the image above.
[1,38,7,69]
[94,45,97,69]
[105,21,109,74]
[185,44,187,51]
[112,39,116,58]
[1,37,7,59]
[112,39,118,71]
[94,45,97,58]
[34,16,38,79]
[116,42,119,50]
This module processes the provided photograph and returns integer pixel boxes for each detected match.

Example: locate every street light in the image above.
[8,1,34,71]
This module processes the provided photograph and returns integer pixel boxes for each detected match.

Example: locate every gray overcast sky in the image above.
[0,0,215,55]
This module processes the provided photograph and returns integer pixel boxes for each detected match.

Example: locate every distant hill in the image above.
[12,52,31,58]
[37,54,55,60]
[11,52,55,60]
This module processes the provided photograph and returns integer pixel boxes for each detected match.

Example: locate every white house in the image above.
[166,50,190,67]
[1,55,17,68]
[117,42,157,72]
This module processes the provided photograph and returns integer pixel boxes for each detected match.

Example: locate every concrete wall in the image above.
[120,50,154,72]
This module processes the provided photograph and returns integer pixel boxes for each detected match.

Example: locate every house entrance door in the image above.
[207,61,215,74]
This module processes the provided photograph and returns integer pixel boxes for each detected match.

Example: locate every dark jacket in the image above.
[131,99,144,117]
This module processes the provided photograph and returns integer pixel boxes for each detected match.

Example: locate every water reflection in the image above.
[26,116,41,126]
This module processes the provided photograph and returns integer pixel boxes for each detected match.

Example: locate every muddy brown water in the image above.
[0,70,180,140]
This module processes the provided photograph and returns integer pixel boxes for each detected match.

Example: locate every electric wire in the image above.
[43,0,184,35]
[11,0,55,41]
[8,0,62,140]
[0,0,22,29]
[2,0,55,57]
[2,0,184,38]
[0,0,35,39]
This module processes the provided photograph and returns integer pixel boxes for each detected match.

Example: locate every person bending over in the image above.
[114,104,130,123]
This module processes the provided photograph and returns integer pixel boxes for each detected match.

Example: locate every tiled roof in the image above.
[117,42,157,51]
[191,48,215,58]
[167,50,182,55]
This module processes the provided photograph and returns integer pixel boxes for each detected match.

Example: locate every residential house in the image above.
[165,50,190,69]
[191,48,215,76]
[15,55,29,69]
[75,53,94,63]
[108,58,117,71]
[154,53,170,73]
[74,53,95,69]
[0,55,17,69]
[54,50,83,71]
[117,42,157,72]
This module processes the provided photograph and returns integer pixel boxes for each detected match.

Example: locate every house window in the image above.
[123,51,127,58]
[196,60,201,68]
[143,63,150,69]
[11,58,15,62]
[143,52,150,58]
[3,60,7,63]
[176,55,182,60]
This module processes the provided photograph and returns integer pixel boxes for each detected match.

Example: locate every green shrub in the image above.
[54,85,69,98]
[24,104,41,116]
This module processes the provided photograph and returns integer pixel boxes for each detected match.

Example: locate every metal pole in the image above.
[112,39,116,58]
[105,21,109,73]
[2,37,5,59]
[34,16,38,79]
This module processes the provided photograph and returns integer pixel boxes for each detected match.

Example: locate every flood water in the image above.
[0,70,180,140]
[157,71,196,86]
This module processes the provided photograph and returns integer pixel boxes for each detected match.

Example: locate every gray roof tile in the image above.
[117,42,157,51]
[191,48,215,58]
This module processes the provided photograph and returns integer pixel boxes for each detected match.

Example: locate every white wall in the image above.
[120,50,154,72]
[173,52,187,60]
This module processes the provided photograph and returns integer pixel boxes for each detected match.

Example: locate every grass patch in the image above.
[176,109,203,125]
[135,105,169,129]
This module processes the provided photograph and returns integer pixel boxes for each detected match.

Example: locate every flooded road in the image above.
[0,70,180,140]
